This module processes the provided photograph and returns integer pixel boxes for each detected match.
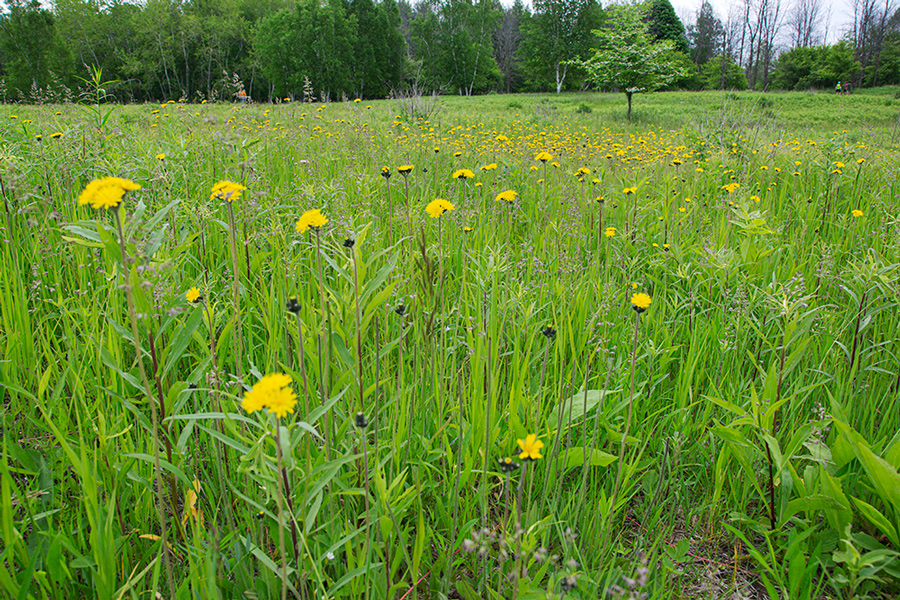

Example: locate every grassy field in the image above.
[1,88,900,600]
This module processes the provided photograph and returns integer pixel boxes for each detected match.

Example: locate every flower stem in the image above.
[113,208,175,599]
[225,201,244,385]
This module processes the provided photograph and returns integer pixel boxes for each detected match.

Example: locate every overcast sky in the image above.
[669,0,855,45]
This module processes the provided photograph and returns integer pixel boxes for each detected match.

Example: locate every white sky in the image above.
[670,0,855,45]
[508,0,857,47]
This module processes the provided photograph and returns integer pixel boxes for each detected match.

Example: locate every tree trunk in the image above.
[626,91,632,119]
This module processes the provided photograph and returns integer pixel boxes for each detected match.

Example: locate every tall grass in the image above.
[1,92,899,599]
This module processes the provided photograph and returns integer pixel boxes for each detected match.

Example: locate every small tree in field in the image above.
[577,2,684,119]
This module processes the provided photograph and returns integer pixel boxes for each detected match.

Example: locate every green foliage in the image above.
[517,0,602,93]
[772,42,861,91]
[666,50,702,90]
[409,0,502,95]
[701,55,748,90]
[255,0,358,100]
[0,0,74,98]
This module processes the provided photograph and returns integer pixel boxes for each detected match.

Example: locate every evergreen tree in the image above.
[687,1,723,66]
[644,0,688,54]
[493,0,526,93]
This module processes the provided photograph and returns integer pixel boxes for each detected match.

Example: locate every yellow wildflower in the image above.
[210,181,247,202]
[517,434,544,460]
[78,177,141,210]
[295,209,328,233]
[425,199,454,218]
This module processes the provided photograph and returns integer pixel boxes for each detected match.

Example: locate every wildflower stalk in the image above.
[291,308,311,423]
[535,335,551,430]
[848,291,867,375]
[273,421,299,600]
[112,207,176,599]
[225,200,245,384]
[444,374,465,596]
[314,228,331,458]
[404,175,413,248]
[360,422,372,600]
[513,461,527,600]
[386,177,393,246]
[607,306,641,536]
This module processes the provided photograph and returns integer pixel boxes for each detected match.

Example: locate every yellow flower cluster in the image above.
[78,177,141,210]
[241,373,297,419]
[495,190,518,203]
[210,180,247,202]
[296,208,328,233]
[425,198,454,218]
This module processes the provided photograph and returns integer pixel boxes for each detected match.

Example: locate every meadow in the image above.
[1,88,900,600]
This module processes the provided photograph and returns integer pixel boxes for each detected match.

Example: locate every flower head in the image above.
[397,165,414,175]
[241,373,297,418]
[296,209,328,233]
[156,153,166,160]
[534,152,553,163]
[210,180,247,202]
[852,209,864,217]
[604,226,616,238]
[631,293,651,313]
[495,190,517,203]
[517,434,544,461]
[623,186,637,195]
[425,198,455,218]
[721,183,739,194]
[78,177,141,210]
[185,287,202,303]
[381,166,392,179]
[452,169,475,180]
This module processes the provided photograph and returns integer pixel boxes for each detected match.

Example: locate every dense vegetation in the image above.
[1,0,900,103]
[1,89,900,599]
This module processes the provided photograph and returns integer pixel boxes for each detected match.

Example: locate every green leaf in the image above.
[850,496,900,549]
[833,420,900,516]
[548,388,619,431]
[121,453,192,490]
[564,446,617,470]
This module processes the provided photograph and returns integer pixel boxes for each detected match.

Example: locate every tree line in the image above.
[0,0,898,103]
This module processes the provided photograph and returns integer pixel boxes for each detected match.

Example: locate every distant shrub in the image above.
[575,102,592,114]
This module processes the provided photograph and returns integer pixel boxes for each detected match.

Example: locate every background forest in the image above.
[2,0,900,103]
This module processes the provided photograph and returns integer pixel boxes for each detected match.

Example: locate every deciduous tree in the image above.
[577,2,683,119]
